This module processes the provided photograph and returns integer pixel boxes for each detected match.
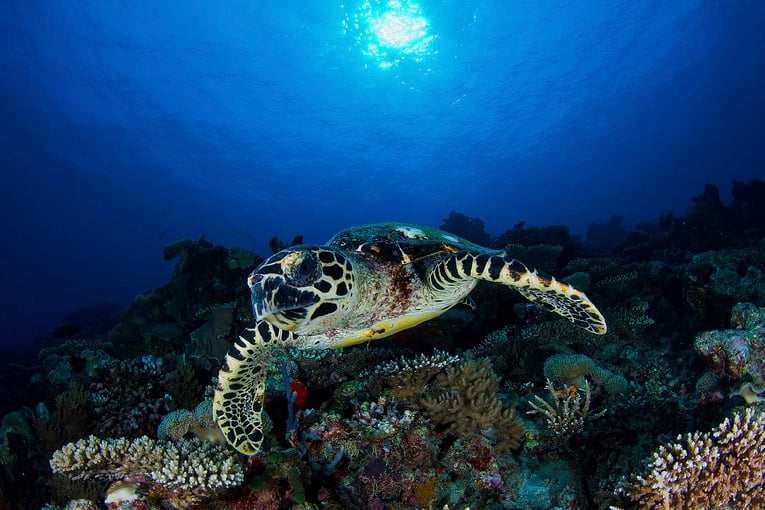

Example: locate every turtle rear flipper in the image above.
[427,251,607,334]
[214,322,293,455]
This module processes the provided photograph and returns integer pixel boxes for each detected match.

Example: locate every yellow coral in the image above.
[414,475,438,506]
[422,359,525,452]
[543,353,628,394]
[157,399,224,444]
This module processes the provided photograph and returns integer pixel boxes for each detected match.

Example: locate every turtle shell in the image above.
[328,223,492,266]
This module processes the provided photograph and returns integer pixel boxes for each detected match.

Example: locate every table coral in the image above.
[694,302,765,381]
[50,435,244,509]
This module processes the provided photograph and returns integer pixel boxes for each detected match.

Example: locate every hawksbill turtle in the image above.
[214,223,607,455]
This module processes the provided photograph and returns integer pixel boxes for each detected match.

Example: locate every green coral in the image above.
[226,246,256,270]
[187,302,236,359]
[157,399,223,444]
[543,353,629,394]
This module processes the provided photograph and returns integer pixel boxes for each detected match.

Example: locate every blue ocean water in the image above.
[1,1,763,355]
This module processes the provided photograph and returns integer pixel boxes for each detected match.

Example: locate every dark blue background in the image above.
[2,1,764,352]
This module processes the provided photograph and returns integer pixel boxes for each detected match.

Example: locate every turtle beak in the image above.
[248,273,270,321]
[248,271,320,329]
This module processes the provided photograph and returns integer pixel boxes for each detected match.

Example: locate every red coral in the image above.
[290,380,308,409]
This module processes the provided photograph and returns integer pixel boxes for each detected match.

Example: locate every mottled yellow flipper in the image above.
[213,321,294,455]
[427,251,607,334]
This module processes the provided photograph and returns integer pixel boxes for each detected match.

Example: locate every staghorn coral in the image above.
[422,359,525,452]
[527,379,604,447]
[620,408,765,509]
[543,353,629,395]
[50,435,244,509]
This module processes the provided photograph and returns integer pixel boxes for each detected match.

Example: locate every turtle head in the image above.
[248,246,355,333]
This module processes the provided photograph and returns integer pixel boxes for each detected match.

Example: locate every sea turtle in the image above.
[214,223,607,455]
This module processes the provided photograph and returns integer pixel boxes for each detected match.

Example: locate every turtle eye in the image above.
[282,251,321,287]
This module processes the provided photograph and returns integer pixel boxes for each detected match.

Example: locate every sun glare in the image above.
[342,0,435,69]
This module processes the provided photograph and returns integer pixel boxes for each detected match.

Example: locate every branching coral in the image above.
[527,379,604,447]
[371,349,461,399]
[162,361,205,411]
[50,435,244,509]
[33,381,92,455]
[88,356,172,438]
[620,408,765,509]
[422,359,525,452]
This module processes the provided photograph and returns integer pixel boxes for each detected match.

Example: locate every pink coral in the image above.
[693,302,765,380]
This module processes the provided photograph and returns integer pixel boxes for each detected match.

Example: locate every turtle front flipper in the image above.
[214,321,294,455]
[428,251,607,334]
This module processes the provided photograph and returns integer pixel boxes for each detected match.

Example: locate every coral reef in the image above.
[494,221,580,267]
[87,355,173,438]
[4,181,765,509]
[543,353,629,395]
[439,210,493,246]
[107,236,257,359]
[187,302,237,360]
[422,359,526,452]
[370,349,461,398]
[620,408,765,509]
[527,379,605,447]
[503,242,563,273]
[50,435,244,509]
[585,215,628,255]
[694,302,765,381]
[157,399,223,443]
[616,179,765,260]
[33,381,92,456]
[682,247,765,323]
